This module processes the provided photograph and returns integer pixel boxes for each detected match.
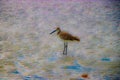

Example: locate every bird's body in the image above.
[50,27,80,55]
[58,31,80,41]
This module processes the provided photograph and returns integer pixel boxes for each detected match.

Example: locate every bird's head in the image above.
[50,27,61,34]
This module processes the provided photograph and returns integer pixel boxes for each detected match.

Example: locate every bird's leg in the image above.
[65,42,68,55]
[63,42,66,55]
[63,42,68,55]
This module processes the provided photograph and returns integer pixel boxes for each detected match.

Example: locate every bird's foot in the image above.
[63,52,67,55]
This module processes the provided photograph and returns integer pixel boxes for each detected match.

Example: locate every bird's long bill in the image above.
[50,30,57,34]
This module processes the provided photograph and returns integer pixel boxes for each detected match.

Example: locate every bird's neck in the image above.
[57,30,61,35]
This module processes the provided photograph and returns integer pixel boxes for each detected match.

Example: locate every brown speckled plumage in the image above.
[56,27,80,41]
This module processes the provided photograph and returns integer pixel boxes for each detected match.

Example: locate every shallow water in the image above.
[0,0,120,80]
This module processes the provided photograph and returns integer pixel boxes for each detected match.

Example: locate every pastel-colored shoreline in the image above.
[0,0,119,80]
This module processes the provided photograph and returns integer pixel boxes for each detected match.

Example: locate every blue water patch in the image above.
[103,75,120,80]
[48,57,57,62]
[79,79,84,80]
[77,78,84,80]
[17,55,25,61]
[48,55,58,62]
[101,57,111,62]
[62,61,92,73]
[23,76,31,80]
[23,75,48,80]
[33,75,48,80]
[11,70,20,74]
[103,76,112,80]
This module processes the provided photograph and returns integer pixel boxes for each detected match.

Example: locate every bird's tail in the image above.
[73,36,80,41]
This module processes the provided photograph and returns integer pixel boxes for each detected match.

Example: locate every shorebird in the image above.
[50,27,80,55]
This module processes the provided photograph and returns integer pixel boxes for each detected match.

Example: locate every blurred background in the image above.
[0,0,120,80]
